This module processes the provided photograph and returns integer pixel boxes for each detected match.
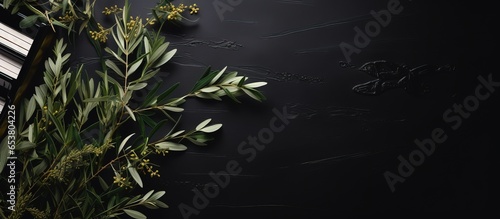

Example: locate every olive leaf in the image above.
[19,15,39,28]
[155,142,188,151]
[123,209,147,219]
[190,67,267,102]
[119,133,135,154]
[128,162,143,188]
[199,124,223,133]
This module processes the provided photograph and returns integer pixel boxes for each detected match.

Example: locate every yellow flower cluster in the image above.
[126,16,140,30]
[102,5,122,15]
[89,23,110,43]
[189,4,200,14]
[8,193,32,219]
[138,159,160,177]
[113,174,133,189]
[39,105,49,131]
[129,151,139,160]
[146,17,156,26]
[157,3,200,20]
[155,148,169,156]
[45,145,101,183]
[58,12,77,23]
[92,146,103,156]
[27,207,50,219]
[124,16,145,39]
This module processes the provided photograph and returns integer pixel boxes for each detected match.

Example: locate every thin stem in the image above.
[85,152,131,184]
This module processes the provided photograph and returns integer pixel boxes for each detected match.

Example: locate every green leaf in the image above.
[224,76,245,84]
[143,202,159,209]
[149,42,169,64]
[123,209,146,219]
[128,166,143,188]
[111,29,126,55]
[186,137,207,146]
[134,68,160,83]
[162,106,184,112]
[126,195,142,206]
[195,92,221,101]
[152,49,177,68]
[210,66,227,85]
[154,200,169,208]
[105,47,125,64]
[237,76,247,87]
[33,91,44,108]
[222,87,241,103]
[129,34,145,54]
[48,112,66,140]
[244,82,267,88]
[148,119,167,139]
[98,176,109,191]
[128,83,148,91]
[140,113,156,128]
[96,70,123,91]
[156,83,179,104]
[128,57,144,75]
[28,124,34,142]
[25,97,36,121]
[61,0,68,13]
[2,0,13,9]
[196,119,212,131]
[122,1,130,26]
[33,160,48,176]
[48,59,57,76]
[149,191,166,201]
[105,60,124,77]
[166,98,186,107]
[119,133,135,154]
[24,3,45,17]
[200,86,220,93]
[16,141,36,150]
[140,82,162,107]
[83,96,119,102]
[242,88,265,102]
[67,66,82,102]
[125,105,136,121]
[191,67,214,92]
[155,142,187,151]
[19,15,39,28]
[144,36,151,61]
[169,130,185,138]
[48,19,69,29]
[200,124,223,133]
[141,190,155,203]
[221,71,238,83]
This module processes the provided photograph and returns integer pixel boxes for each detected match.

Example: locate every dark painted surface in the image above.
[72,0,496,218]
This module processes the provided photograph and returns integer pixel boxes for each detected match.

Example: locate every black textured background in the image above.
[73,0,496,218]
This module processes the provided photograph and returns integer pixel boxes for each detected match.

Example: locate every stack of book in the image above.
[0,4,55,135]
[0,20,32,114]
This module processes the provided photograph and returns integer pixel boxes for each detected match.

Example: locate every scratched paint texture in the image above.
[71,0,496,217]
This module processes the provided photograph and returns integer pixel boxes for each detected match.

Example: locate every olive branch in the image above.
[0,1,267,218]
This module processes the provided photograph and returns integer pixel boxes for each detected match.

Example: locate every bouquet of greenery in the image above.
[0,1,267,218]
